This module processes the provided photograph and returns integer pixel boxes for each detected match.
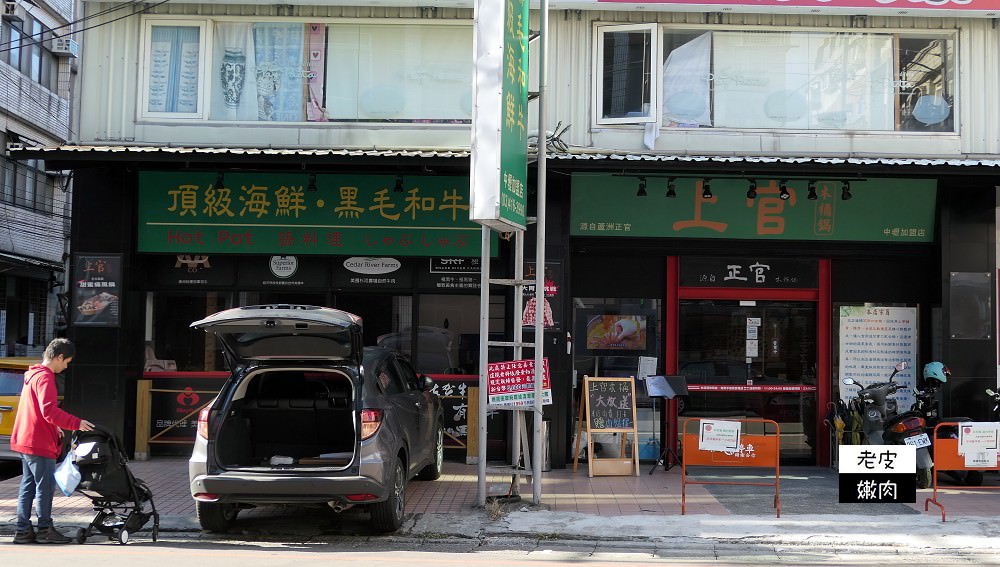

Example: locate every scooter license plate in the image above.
[904,433,931,448]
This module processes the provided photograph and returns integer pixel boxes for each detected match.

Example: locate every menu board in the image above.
[585,376,636,431]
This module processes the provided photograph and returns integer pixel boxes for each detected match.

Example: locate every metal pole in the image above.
[477,225,490,506]
[531,0,549,506]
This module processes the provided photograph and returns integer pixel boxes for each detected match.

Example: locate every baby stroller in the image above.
[69,426,159,544]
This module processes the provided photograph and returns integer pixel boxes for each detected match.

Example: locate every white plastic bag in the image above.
[54,456,81,496]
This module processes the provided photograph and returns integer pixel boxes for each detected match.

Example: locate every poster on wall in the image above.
[522,260,563,331]
[838,305,918,410]
[71,254,122,327]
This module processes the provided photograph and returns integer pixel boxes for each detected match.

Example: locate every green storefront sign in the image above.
[138,172,494,256]
[498,0,530,229]
[570,175,937,242]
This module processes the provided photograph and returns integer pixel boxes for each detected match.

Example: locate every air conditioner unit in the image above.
[2,1,26,22]
[50,37,79,58]
[6,142,24,151]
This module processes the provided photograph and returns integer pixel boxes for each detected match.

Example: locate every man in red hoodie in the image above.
[11,338,94,544]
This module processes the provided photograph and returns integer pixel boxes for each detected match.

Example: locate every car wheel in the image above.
[416,423,444,481]
[196,501,238,533]
[370,457,406,532]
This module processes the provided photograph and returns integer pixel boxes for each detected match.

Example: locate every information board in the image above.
[573,376,639,477]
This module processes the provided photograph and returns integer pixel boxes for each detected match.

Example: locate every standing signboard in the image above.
[71,254,122,327]
[470,0,529,231]
[573,376,639,477]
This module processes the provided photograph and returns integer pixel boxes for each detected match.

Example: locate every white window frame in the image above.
[139,19,209,120]
[593,23,658,126]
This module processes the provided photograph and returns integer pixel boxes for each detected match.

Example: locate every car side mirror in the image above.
[421,374,434,391]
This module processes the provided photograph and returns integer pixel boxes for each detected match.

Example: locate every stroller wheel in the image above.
[116,529,129,545]
[75,528,87,544]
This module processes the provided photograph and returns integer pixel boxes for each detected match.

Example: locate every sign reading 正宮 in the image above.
[839,445,916,503]
[137,171,494,257]
[469,0,529,231]
[571,176,936,242]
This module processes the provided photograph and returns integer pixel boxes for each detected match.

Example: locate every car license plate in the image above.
[904,433,931,448]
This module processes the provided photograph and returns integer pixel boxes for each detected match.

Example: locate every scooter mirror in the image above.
[842,377,856,386]
[895,361,908,372]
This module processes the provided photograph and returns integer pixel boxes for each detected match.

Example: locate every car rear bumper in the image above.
[0,436,18,461]
[190,472,387,505]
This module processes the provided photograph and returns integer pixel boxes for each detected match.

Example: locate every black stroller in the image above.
[69,426,159,544]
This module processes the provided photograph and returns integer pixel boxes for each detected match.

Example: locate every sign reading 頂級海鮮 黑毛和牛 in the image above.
[570,175,936,242]
[137,172,496,257]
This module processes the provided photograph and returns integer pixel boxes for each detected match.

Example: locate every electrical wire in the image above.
[0,0,147,50]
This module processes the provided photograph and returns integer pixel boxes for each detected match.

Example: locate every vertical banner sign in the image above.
[71,254,122,327]
[469,0,529,231]
[838,306,918,410]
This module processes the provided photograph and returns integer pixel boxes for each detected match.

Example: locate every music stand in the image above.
[646,375,688,474]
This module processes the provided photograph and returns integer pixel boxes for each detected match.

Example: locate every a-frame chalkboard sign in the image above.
[573,375,639,477]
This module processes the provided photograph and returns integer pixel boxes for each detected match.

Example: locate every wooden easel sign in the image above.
[573,375,639,477]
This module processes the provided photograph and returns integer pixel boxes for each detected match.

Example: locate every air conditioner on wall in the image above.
[2,1,25,22]
[50,37,79,58]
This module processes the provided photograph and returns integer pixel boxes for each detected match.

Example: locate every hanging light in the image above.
[701,178,712,199]
[307,173,317,192]
[636,177,648,197]
[841,180,852,200]
[215,172,225,190]
[393,176,404,193]
[778,180,790,201]
[665,177,677,198]
[807,180,817,200]
[746,179,757,200]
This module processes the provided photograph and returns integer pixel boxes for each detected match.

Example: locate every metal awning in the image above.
[0,251,63,272]
[11,144,1000,174]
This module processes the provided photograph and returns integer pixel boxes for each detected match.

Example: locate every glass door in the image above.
[677,300,817,463]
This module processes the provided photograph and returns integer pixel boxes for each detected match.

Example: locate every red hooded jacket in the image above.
[10,364,82,459]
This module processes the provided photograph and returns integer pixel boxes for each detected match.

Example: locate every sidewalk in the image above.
[3,457,1000,547]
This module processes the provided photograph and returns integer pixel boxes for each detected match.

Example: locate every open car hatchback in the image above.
[188,304,443,533]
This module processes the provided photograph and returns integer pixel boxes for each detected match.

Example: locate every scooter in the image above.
[842,361,935,488]
[912,371,983,486]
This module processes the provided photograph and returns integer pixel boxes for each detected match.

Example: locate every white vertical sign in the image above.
[838,306,918,410]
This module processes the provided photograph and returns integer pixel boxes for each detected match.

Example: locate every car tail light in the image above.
[197,407,210,439]
[889,416,925,433]
[361,408,383,440]
[345,493,378,502]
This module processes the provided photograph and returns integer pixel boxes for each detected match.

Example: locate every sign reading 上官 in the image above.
[571,175,936,242]
[839,445,916,503]
[137,171,495,257]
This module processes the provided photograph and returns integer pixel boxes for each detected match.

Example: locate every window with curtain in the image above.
[596,25,956,133]
[595,24,657,124]
[146,24,202,114]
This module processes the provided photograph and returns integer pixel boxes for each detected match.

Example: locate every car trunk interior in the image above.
[213,368,357,470]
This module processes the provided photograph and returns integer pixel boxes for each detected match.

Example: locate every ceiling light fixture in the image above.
[636,177,648,197]
[701,178,712,199]
[215,172,225,190]
[746,179,757,200]
[842,181,852,200]
[307,173,317,192]
[394,176,404,193]
[807,180,817,200]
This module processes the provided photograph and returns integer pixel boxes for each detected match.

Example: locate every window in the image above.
[141,21,206,117]
[2,17,59,92]
[142,17,473,123]
[596,25,956,133]
[0,157,54,213]
[594,23,657,125]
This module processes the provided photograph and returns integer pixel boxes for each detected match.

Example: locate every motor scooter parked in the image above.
[842,361,935,488]
[912,362,983,486]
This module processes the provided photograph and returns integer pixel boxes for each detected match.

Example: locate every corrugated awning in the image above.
[0,251,63,272]
[12,144,1000,173]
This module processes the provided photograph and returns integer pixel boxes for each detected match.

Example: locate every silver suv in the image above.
[188,304,443,533]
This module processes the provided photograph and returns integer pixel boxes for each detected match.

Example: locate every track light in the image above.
[394,176,404,193]
[778,180,790,201]
[215,172,225,190]
[636,177,647,197]
[665,177,676,198]
[807,180,817,200]
[746,179,757,200]
[307,173,317,192]
[842,181,852,200]
[701,179,712,199]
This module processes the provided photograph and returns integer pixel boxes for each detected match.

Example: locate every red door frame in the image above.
[664,257,831,467]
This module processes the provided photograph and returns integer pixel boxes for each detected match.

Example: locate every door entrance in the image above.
[677,300,817,463]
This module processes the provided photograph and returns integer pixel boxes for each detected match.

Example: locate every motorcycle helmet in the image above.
[923,361,951,387]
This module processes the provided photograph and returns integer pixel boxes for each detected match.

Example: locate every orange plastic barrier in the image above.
[924,421,1000,522]
[681,418,781,517]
